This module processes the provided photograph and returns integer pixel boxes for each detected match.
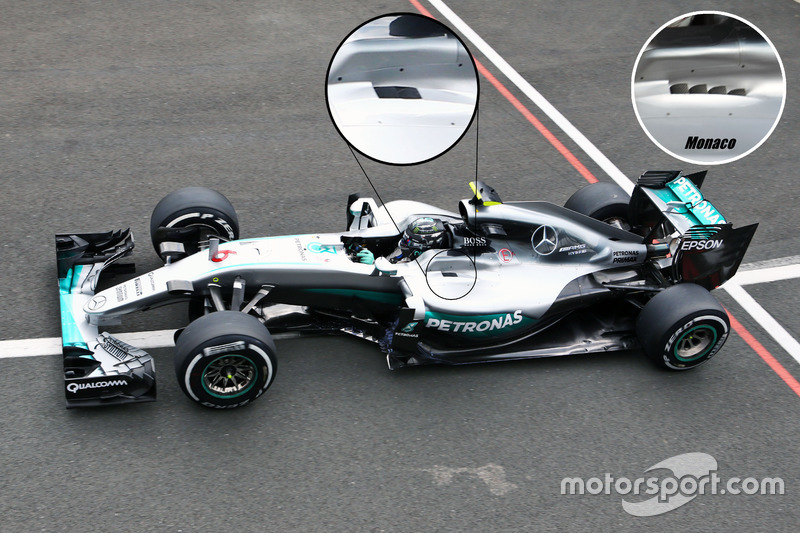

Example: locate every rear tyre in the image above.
[636,284,729,370]
[174,311,277,408]
[564,182,630,229]
[150,187,239,258]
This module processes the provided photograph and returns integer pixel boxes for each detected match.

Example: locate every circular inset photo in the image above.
[326,13,479,165]
[424,248,477,300]
[632,12,785,165]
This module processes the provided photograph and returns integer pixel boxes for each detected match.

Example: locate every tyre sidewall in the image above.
[175,312,277,408]
[150,187,239,256]
[659,312,729,370]
[637,283,730,370]
[157,207,237,241]
[180,336,275,408]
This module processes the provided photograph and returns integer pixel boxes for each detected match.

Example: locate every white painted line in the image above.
[0,329,305,360]
[428,0,634,194]
[430,0,800,366]
[723,282,800,365]
[1,337,62,358]
[0,330,176,359]
[732,263,800,286]
[739,254,800,271]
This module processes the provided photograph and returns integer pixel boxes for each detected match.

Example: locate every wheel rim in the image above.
[202,354,257,398]
[674,325,717,362]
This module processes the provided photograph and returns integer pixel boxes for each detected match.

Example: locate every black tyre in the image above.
[150,187,239,257]
[564,182,630,228]
[636,283,730,370]
[174,311,277,408]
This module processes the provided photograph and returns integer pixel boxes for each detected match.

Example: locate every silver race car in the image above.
[56,170,757,408]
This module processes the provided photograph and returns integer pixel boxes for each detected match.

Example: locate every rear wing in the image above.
[630,170,758,289]
[674,223,758,290]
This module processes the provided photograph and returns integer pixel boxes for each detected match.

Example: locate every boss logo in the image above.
[464,236,488,247]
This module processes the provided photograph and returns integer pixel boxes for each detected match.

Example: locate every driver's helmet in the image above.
[399,217,447,259]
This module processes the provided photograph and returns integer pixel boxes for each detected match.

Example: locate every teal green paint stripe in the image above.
[300,288,403,304]
[651,186,703,226]
[58,266,90,351]
[208,262,324,274]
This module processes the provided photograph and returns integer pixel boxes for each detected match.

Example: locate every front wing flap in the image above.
[56,230,156,407]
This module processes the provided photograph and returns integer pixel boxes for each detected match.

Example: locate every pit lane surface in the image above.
[1,1,799,531]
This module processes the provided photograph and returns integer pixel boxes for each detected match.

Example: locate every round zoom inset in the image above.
[326,13,479,165]
[632,12,785,165]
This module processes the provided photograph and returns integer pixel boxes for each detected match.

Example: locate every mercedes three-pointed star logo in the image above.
[531,225,558,255]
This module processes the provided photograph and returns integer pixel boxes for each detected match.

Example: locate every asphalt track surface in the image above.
[1,1,799,531]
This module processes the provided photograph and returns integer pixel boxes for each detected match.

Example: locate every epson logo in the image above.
[681,240,723,251]
[685,137,737,150]
[464,236,488,247]
[66,379,128,394]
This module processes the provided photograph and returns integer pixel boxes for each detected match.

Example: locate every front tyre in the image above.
[150,187,240,258]
[174,311,277,408]
[636,283,730,370]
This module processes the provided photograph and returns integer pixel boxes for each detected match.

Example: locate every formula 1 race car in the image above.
[56,170,757,408]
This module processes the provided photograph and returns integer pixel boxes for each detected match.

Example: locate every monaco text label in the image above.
[685,137,736,150]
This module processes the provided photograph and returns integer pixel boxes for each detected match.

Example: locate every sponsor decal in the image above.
[294,238,308,261]
[613,250,640,264]
[308,242,338,254]
[87,295,106,311]
[426,310,524,333]
[464,236,489,247]
[499,248,514,263]
[134,278,143,297]
[560,244,588,256]
[147,272,156,291]
[667,177,725,224]
[685,136,736,150]
[66,379,128,394]
[681,239,723,251]
[211,250,236,262]
[116,285,128,302]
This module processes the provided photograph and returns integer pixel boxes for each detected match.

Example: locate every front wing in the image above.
[56,230,156,407]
